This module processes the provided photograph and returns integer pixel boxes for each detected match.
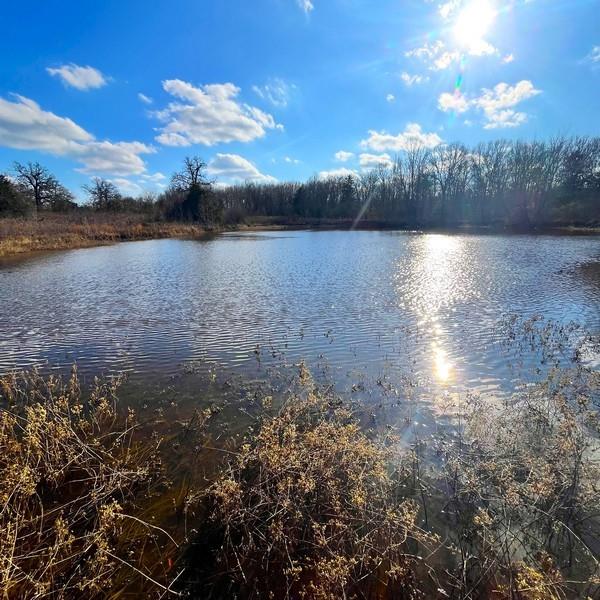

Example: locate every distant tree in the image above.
[167,156,222,225]
[47,181,78,212]
[0,174,32,216]
[83,178,122,211]
[170,156,213,192]
[13,162,61,212]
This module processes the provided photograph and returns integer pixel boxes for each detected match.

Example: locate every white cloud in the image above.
[0,94,153,175]
[138,93,153,104]
[434,50,462,69]
[110,178,145,197]
[474,80,541,129]
[360,123,443,152]
[405,41,444,60]
[253,78,294,108]
[154,80,282,147]
[437,80,541,129]
[438,0,460,19]
[405,35,496,70]
[318,167,358,180]
[110,173,167,196]
[438,91,470,113]
[467,39,497,57]
[47,64,108,91]
[74,141,154,175]
[585,46,600,64]
[386,94,396,102]
[0,94,92,153]
[297,0,314,13]
[400,72,429,86]
[502,53,515,64]
[140,172,166,183]
[284,156,300,164]
[334,150,354,162]
[207,153,277,184]
[406,42,461,71]
[359,153,393,170]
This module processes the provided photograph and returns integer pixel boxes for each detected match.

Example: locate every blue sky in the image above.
[0,0,598,198]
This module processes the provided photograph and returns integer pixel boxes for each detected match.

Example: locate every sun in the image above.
[453,0,496,50]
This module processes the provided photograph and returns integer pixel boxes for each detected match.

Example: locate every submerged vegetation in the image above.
[1,321,599,599]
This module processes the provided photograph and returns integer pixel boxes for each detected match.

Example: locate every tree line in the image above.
[215,136,600,228]
[1,136,599,229]
[0,157,223,226]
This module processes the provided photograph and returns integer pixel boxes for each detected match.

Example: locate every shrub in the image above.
[0,174,32,217]
[196,384,439,599]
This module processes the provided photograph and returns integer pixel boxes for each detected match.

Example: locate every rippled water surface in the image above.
[1,231,599,393]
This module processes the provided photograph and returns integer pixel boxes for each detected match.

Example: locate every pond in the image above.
[1,230,599,400]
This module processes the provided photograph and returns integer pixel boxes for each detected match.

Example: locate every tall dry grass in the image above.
[192,383,439,599]
[0,368,178,598]
[1,345,599,598]
[0,213,210,256]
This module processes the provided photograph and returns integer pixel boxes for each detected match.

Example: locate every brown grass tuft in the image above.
[0,368,170,598]
[199,385,439,599]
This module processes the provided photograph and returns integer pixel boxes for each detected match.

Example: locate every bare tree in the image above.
[170,156,213,192]
[13,162,60,211]
[83,178,122,210]
[430,144,469,225]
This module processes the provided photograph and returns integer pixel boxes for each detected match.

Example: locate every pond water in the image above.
[1,230,599,398]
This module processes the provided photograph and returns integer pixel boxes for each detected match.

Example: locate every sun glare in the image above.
[453,0,496,49]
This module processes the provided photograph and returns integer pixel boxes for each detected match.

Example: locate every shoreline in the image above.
[1,214,599,258]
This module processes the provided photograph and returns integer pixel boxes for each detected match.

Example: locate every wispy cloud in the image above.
[400,72,429,86]
[297,0,314,14]
[359,153,393,170]
[318,167,357,180]
[47,63,108,91]
[252,78,295,108]
[438,0,461,19]
[405,41,463,71]
[584,46,600,65]
[138,93,153,104]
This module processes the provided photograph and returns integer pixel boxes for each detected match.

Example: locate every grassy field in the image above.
[0,213,213,257]
[2,213,599,259]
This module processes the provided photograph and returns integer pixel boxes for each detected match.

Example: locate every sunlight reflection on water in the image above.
[394,235,474,385]
[0,231,598,399]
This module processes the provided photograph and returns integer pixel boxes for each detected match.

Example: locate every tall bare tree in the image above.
[170,156,213,192]
[13,162,60,211]
[83,178,122,210]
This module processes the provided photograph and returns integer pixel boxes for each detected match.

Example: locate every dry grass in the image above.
[436,362,600,598]
[0,214,211,257]
[0,368,176,599]
[187,372,440,599]
[2,347,599,599]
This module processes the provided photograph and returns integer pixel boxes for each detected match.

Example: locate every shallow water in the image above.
[1,230,598,396]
